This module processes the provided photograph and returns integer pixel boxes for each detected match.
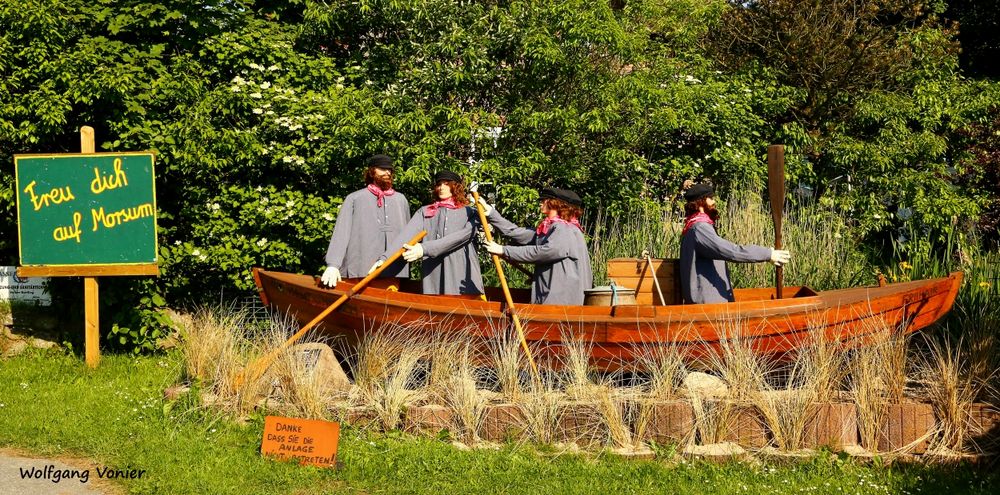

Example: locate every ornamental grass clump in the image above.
[426,330,474,403]
[560,329,596,400]
[488,326,527,402]
[212,313,291,417]
[269,325,342,420]
[849,319,911,450]
[443,343,488,443]
[350,321,426,430]
[518,372,562,444]
[709,317,772,404]
[633,341,687,443]
[917,334,987,452]
[753,318,847,450]
[174,305,246,384]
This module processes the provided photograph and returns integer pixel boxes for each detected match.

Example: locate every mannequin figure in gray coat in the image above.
[321,154,411,287]
[480,187,593,305]
[679,182,791,304]
[370,170,484,295]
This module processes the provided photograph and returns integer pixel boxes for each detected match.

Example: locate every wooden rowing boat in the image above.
[253,261,962,369]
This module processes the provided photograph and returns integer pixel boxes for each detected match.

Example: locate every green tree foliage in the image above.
[708,0,996,243]
[0,1,996,351]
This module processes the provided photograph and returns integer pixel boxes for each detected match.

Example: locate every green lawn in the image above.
[0,350,996,495]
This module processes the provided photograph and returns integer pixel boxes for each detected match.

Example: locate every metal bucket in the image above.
[583,284,637,306]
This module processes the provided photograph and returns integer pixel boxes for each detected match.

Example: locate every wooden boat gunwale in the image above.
[253,268,963,364]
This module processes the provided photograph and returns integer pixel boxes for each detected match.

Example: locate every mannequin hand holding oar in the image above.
[233,230,427,390]
[470,186,540,380]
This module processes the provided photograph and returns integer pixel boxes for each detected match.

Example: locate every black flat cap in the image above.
[366,154,394,170]
[434,170,463,184]
[540,187,583,207]
[683,182,714,202]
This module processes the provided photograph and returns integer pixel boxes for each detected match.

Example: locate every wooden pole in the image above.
[472,191,540,379]
[767,144,785,300]
[81,126,100,368]
[233,231,427,389]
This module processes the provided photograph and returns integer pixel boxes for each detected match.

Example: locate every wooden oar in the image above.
[641,249,666,305]
[472,191,540,379]
[767,144,785,299]
[233,230,427,389]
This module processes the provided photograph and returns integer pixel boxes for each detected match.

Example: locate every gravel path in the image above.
[0,449,116,495]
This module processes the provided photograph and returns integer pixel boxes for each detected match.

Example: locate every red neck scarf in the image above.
[424,197,461,218]
[536,216,582,235]
[367,183,395,207]
[682,212,714,235]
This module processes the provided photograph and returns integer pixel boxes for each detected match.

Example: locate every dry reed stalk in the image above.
[364,346,424,431]
[848,318,910,450]
[488,326,526,402]
[708,317,770,403]
[633,341,687,443]
[559,328,594,400]
[518,374,563,444]
[426,329,473,402]
[347,319,429,430]
[268,317,345,420]
[637,341,686,401]
[963,318,1000,405]
[692,399,740,445]
[176,306,247,383]
[800,316,847,403]
[443,344,487,443]
[917,335,985,452]
[212,314,292,417]
[351,320,415,397]
[592,380,635,448]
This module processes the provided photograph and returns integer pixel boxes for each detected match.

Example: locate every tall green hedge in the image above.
[1,0,995,351]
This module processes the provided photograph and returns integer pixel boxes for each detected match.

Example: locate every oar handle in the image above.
[472,191,540,379]
[768,144,785,299]
[233,230,427,389]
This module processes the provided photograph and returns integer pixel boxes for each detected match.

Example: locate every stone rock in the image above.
[480,403,527,442]
[683,372,729,400]
[163,384,191,401]
[2,339,28,358]
[875,402,934,454]
[638,400,695,445]
[683,442,746,460]
[803,402,858,450]
[405,404,454,435]
[290,343,352,394]
[342,406,379,429]
[610,445,656,460]
[556,401,606,446]
[721,405,768,449]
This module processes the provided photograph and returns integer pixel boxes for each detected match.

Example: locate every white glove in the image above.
[367,260,384,275]
[321,266,341,287]
[485,240,504,256]
[770,249,791,266]
[476,196,493,216]
[402,243,424,262]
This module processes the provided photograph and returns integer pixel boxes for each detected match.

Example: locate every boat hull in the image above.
[253,269,962,369]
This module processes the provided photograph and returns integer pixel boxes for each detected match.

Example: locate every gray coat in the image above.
[487,210,593,305]
[380,205,484,295]
[324,188,411,278]
[679,222,772,304]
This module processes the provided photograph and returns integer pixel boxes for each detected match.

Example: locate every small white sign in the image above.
[0,266,52,305]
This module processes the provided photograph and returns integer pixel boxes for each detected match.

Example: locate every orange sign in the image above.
[261,415,340,467]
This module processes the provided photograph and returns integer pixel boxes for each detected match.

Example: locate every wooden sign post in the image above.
[261,416,341,467]
[14,126,159,367]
